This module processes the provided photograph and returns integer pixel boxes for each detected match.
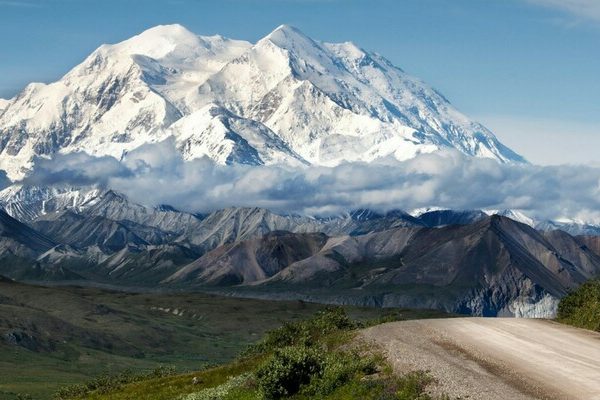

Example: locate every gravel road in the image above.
[361,318,600,400]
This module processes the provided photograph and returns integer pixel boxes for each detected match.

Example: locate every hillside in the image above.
[170,215,600,317]
[0,280,443,399]
[35,308,452,400]
[35,312,600,400]
[0,209,56,255]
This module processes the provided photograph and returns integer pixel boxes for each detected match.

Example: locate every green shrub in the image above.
[311,307,357,333]
[181,373,253,400]
[311,369,443,400]
[395,371,434,400]
[302,351,377,397]
[245,307,357,355]
[558,279,600,331]
[252,320,313,352]
[256,345,324,399]
[245,308,374,398]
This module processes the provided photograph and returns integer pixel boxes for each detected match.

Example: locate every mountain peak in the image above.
[107,23,204,60]
[100,189,128,202]
[262,24,315,48]
[133,23,196,41]
[493,209,535,227]
[269,24,306,36]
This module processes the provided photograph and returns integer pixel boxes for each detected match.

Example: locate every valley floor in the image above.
[0,280,447,399]
[362,318,600,400]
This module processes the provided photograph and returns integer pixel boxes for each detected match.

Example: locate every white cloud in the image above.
[18,141,600,223]
[528,0,600,22]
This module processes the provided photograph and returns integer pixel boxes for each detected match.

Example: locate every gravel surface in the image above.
[361,318,600,400]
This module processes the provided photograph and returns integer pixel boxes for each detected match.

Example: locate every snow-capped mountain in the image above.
[536,219,600,237]
[487,209,535,227]
[0,185,103,221]
[0,24,524,180]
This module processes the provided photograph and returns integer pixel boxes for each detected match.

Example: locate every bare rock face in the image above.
[0,209,55,257]
[165,231,329,285]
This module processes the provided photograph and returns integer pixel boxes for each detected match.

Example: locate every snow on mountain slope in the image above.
[0,185,203,236]
[77,189,204,234]
[0,24,524,180]
[484,209,600,235]
[0,185,103,222]
[536,220,600,236]
[192,25,523,166]
[166,104,307,165]
[0,25,251,179]
[486,209,535,227]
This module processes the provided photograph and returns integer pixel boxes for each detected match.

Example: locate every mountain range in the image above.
[0,24,524,181]
[0,24,596,319]
[0,185,599,317]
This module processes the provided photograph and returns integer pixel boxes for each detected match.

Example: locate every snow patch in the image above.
[509,293,559,318]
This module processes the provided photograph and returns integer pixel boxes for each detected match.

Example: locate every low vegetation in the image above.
[47,307,450,400]
[557,279,600,331]
[53,367,176,399]
[1,280,448,400]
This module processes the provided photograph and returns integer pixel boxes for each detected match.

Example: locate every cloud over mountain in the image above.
[3,24,596,223]
[20,140,600,223]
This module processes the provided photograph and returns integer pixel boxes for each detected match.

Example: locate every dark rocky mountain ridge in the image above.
[1,189,599,317]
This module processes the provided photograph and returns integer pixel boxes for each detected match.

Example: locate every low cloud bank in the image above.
[19,140,600,222]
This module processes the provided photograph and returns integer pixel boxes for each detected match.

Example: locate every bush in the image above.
[311,307,357,333]
[558,279,600,331]
[395,371,435,400]
[302,351,377,397]
[254,320,313,351]
[245,307,357,355]
[256,345,324,399]
[182,373,253,400]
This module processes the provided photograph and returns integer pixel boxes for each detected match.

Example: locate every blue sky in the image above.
[0,0,598,164]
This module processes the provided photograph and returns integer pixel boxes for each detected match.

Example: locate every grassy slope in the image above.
[57,309,450,400]
[0,281,448,400]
